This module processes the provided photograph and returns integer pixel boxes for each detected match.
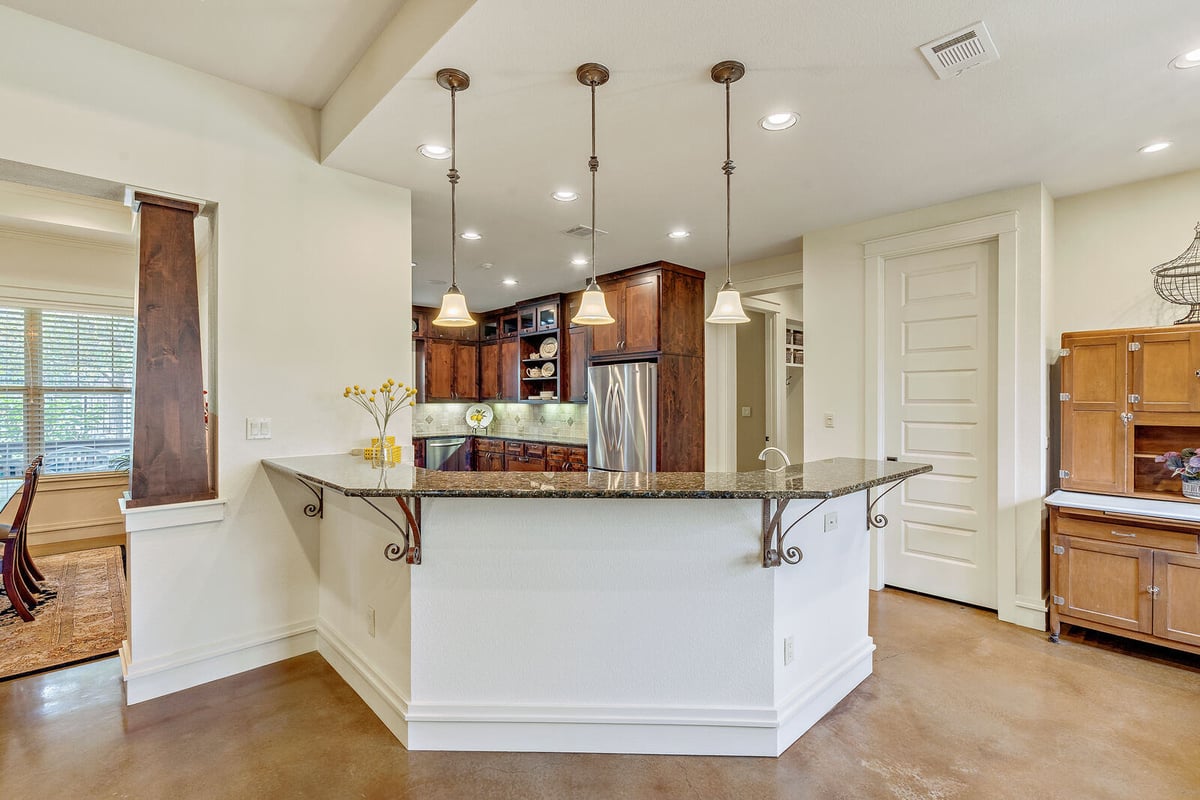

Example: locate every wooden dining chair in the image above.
[2,455,44,622]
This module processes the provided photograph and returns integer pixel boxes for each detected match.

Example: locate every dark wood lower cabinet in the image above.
[434,437,585,473]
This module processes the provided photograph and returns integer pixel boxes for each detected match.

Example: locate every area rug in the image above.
[0,546,127,680]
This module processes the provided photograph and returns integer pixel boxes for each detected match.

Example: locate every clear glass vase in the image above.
[371,424,396,469]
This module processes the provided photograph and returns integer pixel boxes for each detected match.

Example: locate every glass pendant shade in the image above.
[572,282,615,325]
[706,281,750,324]
[431,285,475,327]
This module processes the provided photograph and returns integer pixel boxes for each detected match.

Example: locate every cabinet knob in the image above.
[1147,585,1161,597]
[1195,369,1200,378]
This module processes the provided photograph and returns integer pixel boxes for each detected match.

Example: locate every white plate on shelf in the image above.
[541,362,555,377]
[540,337,558,358]
[465,403,494,429]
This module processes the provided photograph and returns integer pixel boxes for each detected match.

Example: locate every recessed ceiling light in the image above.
[1139,141,1172,154]
[1170,48,1200,69]
[501,278,519,286]
[759,111,799,131]
[427,279,447,286]
[460,231,482,240]
[667,230,691,239]
[418,143,452,159]
[571,256,589,266]
[552,190,580,202]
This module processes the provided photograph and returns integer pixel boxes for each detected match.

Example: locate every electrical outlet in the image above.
[366,606,376,638]
[823,413,834,428]
[824,511,838,532]
[783,635,795,665]
[741,406,751,417]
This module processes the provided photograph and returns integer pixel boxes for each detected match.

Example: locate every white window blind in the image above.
[0,305,135,476]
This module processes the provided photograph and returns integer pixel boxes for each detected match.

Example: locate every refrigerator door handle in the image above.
[612,381,626,452]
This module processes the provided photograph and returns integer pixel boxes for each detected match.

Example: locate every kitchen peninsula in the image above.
[263,455,930,757]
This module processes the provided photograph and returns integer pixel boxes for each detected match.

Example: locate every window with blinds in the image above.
[0,306,135,476]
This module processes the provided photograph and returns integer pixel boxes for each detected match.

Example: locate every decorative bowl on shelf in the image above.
[539,390,554,399]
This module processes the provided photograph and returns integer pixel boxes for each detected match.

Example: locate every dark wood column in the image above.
[127,192,215,508]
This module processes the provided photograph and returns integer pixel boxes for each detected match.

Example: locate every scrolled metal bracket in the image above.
[761,497,830,568]
[363,496,423,566]
[296,479,323,518]
[867,479,909,530]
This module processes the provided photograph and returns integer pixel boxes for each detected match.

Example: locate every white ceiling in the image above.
[6,0,1200,311]
[0,0,407,108]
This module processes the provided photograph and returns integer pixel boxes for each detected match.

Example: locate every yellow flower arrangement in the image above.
[343,378,417,465]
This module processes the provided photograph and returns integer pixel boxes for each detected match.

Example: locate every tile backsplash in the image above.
[414,402,588,442]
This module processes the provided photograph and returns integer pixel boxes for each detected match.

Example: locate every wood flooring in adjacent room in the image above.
[1,589,1197,799]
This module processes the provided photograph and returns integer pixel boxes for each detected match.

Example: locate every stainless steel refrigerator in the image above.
[587,362,657,472]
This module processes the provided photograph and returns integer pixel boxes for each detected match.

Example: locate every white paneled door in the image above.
[883,241,997,609]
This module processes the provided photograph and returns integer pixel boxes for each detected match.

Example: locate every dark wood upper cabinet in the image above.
[590,261,704,360]
[500,337,519,401]
[423,339,456,401]
[568,326,590,402]
[422,339,479,401]
[479,340,500,400]
[413,304,478,341]
[536,301,559,332]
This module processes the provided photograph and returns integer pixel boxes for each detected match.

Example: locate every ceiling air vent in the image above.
[919,21,999,80]
[562,224,608,239]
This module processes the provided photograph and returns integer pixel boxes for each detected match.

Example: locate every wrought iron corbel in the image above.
[867,479,908,529]
[363,495,423,565]
[296,478,323,518]
[761,497,830,568]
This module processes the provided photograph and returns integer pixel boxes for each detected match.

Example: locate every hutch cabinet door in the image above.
[621,272,660,355]
[1152,550,1200,648]
[1131,330,1200,413]
[424,339,456,401]
[1060,333,1129,493]
[1056,535,1153,634]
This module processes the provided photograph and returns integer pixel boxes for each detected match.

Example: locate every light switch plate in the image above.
[823,413,835,428]
[246,417,272,440]
[741,406,751,417]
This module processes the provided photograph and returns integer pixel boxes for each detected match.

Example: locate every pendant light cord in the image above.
[448,85,460,290]
[589,81,599,288]
[723,77,734,286]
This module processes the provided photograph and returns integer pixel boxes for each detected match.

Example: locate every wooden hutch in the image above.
[1049,324,1200,655]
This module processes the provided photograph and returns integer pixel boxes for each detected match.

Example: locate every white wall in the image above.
[704,251,803,471]
[0,8,413,698]
[802,184,1051,629]
[1053,167,1200,338]
[0,225,134,309]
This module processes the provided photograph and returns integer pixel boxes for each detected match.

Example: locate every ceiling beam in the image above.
[320,0,476,163]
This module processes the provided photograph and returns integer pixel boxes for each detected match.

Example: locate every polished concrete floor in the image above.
[2,589,1198,799]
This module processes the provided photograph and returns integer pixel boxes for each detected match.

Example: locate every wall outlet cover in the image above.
[824,511,838,533]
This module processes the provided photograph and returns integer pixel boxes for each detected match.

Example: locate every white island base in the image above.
[316,491,875,757]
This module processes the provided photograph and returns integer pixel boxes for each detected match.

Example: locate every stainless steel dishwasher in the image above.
[425,436,468,471]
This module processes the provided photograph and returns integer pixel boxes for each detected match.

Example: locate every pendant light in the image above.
[432,67,477,328]
[571,63,616,326]
[706,60,751,324]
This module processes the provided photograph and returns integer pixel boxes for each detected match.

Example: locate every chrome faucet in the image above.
[757,446,791,473]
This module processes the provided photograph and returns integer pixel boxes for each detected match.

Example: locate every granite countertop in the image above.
[413,432,588,447]
[262,455,930,500]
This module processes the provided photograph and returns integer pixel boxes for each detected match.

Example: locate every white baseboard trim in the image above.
[317,622,411,747]
[1003,597,1049,631]
[123,620,317,704]
[775,639,875,755]
[316,623,874,757]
